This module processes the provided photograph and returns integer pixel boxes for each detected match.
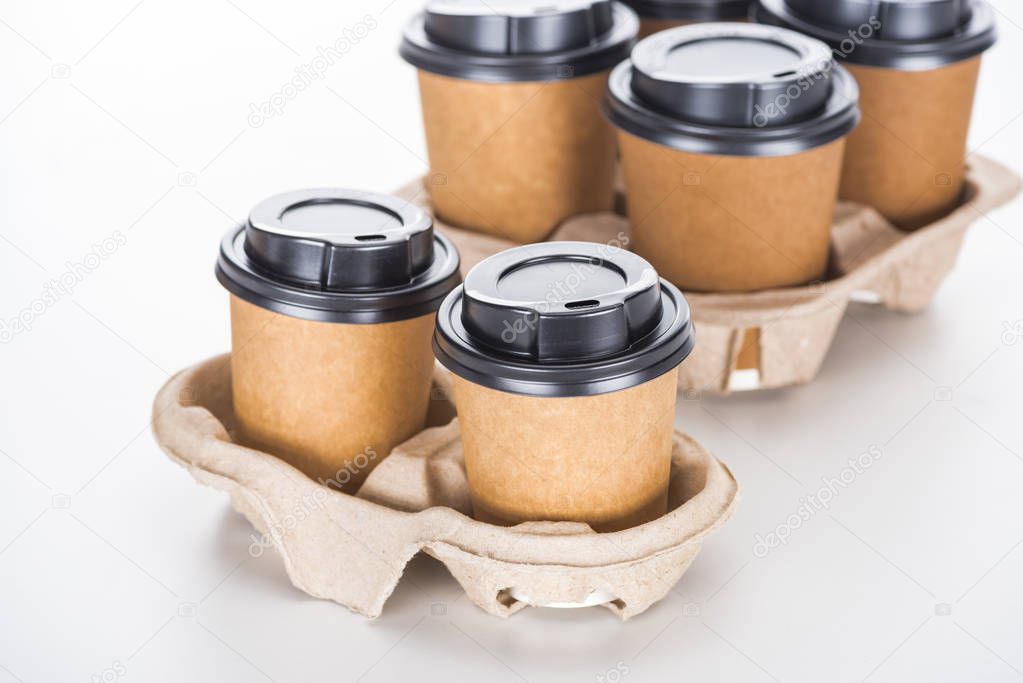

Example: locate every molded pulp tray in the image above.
[397,155,1020,393]
[152,355,739,620]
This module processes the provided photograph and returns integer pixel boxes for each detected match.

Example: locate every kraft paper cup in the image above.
[434,242,696,532]
[621,0,751,37]
[755,0,997,229]
[216,189,460,492]
[400,0,638,243]
[604,23,860,292]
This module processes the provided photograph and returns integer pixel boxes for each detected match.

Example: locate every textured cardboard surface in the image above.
[396,155,1020,393]
[841,58,981,230]
[229,296,435,492]
[452,369,679,532]
[617,130,846,292]
[417,70,616,243]
[152,355,739,619]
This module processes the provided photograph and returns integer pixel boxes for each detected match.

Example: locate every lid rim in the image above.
[434,336,694,397]
[753,0,997,70]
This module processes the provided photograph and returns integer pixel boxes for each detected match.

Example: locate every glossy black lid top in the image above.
[434,242,695,397]
[216,189,461,324]
[621,0,751,21]
[754,0,996,69]
[604,22,860,156]
[400,0,639,82]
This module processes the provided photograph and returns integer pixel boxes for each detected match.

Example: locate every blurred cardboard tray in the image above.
[397,155,1020,393]
[152,355,739,619]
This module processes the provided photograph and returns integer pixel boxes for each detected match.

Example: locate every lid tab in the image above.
[244,189,434,291]
[629,22,835,127]
[461,243,662,361]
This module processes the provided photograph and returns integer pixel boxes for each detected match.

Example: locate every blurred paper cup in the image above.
[604,22,860,291]
[755,0,997,229]
[400,0,638,242]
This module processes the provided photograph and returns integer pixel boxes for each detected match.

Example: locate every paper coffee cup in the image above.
[216,189,460,492]
[754,0,997,229]
[400,1,638,243]
[434,242,696,532]
[604,23,860,292]
[621,0,751,37]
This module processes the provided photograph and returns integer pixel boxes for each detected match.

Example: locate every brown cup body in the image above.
[638,17,691,38]
[839,57,981,230]
[452,368,679,532]
[228,296,436,493]
[618,130,845,292]
[417,70,617,243]
[638,16,747,39]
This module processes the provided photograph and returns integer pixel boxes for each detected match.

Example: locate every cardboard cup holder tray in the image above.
[152,355,739,620]
[398,155,1021,394]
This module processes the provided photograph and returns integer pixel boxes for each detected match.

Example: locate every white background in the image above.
[2,1,1022,681]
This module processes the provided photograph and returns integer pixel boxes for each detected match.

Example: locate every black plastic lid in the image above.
[400,0,639,82]
[754,0,996,70]
[622,0,750,21]
[216,189,461,324]
[604,22,860,156]
[434,242,695,397]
